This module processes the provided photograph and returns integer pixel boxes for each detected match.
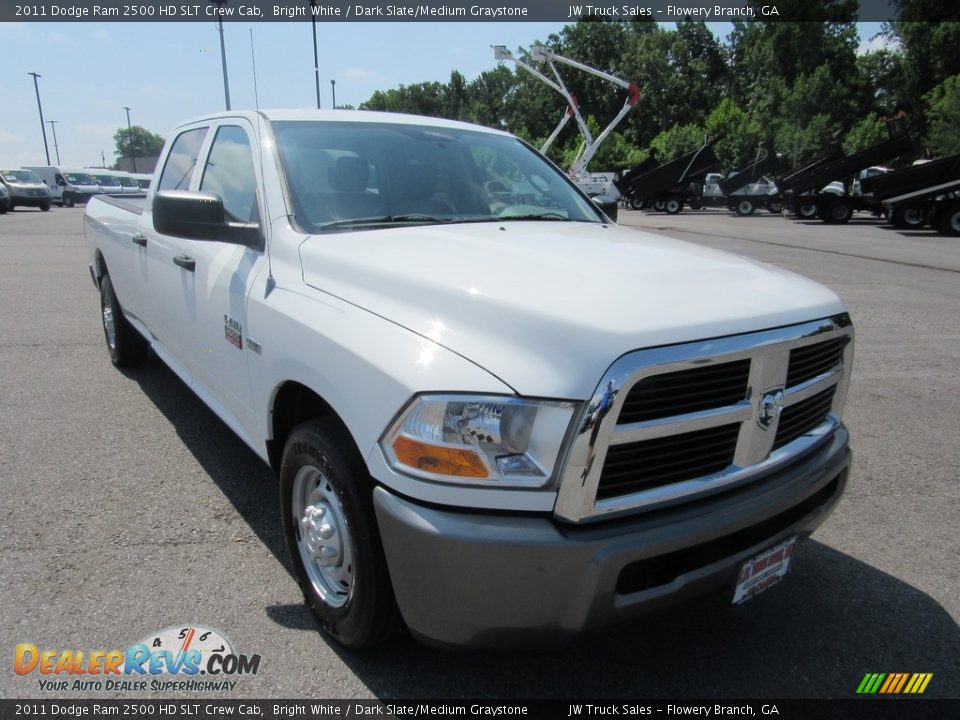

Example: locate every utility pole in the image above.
[331,79,336,109]
[208,0,232,110]
[123,106,137,173]
[47,121,61,165]
[310,0,321,108]
[28,72,51,164]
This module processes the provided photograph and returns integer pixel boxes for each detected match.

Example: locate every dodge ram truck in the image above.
[84,110,854,649]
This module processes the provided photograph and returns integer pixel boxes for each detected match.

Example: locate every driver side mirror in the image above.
[153,190,262,249]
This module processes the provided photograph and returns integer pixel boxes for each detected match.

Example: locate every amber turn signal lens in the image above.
[392,435,489,478]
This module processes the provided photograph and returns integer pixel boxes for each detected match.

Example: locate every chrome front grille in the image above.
[554,315,853,523]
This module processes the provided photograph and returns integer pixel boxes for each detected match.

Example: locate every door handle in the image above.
[173,255,196,272]
[131,233,148,247]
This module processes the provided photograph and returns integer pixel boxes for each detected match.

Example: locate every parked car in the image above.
[85,171,124,194]
[0,168,52,211]
[0,182,10,213]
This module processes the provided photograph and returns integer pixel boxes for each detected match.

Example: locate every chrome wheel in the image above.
[292,465,354,608]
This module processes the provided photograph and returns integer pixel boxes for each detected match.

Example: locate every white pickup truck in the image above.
[84,110,854,649]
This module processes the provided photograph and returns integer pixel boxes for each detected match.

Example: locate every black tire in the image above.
[824,198,853,224]
[99,274,148,367]
[735,199,755,216]
[40,201,51,212]
[664,196,682,214]
[7,202,14,211]
[63,193,75,208]
[653,199,666,212]
[937,202,960,237]
[688,198,703,210]
[280,421,402,649]
[892,207,924,228]
[629,197,643,210]
[767,201,783,214]
[798,203,818,219]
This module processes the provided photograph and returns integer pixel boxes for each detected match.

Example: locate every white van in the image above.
[114,172,143,195]
[130,173,153,191]
[24,166,104,207]
[84,170,124,195]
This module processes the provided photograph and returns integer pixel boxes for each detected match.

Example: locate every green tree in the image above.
[114,125,165,160]
[925,75,960,157]
[705,99,762,172]
[842,114,888,155]
[649,124,707,163]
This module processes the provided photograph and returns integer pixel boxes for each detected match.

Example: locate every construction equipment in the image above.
[494,44,640,217]
[861,154,960,235]
[616,141,719,213]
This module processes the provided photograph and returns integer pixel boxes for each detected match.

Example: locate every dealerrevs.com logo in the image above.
[14,625,261,693]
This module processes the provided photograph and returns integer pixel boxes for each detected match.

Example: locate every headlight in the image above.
[382,394,577,488]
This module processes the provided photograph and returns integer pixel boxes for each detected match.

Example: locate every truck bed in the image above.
[91,193,147,215]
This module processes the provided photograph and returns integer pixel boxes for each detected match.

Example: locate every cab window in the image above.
[200,125,259,223]
[157,127,208,192]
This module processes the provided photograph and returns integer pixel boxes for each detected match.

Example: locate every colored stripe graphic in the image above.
[857,672,932,694]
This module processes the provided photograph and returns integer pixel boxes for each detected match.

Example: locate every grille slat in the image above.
[786,338,843,387]
[773,387,836,450]
[618,359,750,425]
[597,424,740,499]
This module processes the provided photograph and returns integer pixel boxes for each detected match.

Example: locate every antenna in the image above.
[250,28,260,111]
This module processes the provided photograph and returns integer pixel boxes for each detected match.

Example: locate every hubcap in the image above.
[951,212,960,233]
[801,204,816,217]
[102,301,117,350]
[292,465,354,608]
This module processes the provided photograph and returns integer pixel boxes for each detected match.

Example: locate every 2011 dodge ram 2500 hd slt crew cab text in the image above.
[84,110,854,650]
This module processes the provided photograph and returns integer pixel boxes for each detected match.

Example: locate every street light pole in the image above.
[47,121,61,165]
[28,72,51,165]
[331,79,336,109]
[310,0,321,108]
[208,0,232,110]
[123,106,137,173]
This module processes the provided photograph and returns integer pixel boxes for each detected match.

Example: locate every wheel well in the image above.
[94,251,108,284]
[267,382,352,474]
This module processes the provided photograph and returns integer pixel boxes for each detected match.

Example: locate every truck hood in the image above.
[299,222,844,399]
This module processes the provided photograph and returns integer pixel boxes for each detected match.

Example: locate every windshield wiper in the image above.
[496,212,571,221]
[320,214,452,231]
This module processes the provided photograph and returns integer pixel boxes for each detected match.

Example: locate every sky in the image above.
[0,20,887,170]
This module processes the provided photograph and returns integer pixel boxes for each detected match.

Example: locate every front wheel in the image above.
[629,198,644,210]
[735,199,755,216]
[40,201,51,212]
[798,203,818,219]
[100,274,148,367]
[63,193,75,208]
[824,198,853,224]
[280,421,401,649]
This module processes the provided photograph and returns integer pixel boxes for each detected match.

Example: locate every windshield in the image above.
[2,169,42,183]
[272,120,602,233]
[65,173,94,185]
[135,178,152,189]
[118,176,138,187]
[91,174,120,186]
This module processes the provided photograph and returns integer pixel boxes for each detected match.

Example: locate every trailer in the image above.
[699,143,784,215]
[618,141,719,213]
[781,123,914,224]
[862,155,960,235]
[775,143,844,218]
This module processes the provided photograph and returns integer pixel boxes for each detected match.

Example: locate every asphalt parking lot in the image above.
[1,206,957,700]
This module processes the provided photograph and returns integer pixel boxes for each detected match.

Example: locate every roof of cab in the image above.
[172,109,513,138]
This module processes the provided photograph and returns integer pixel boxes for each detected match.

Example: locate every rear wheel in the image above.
[892,206,924,228]
[40,201,51,212]
[280,421,402,649]
[937,202,960,236]
[653,199,666,212]
[824,198,853,224]
[735,199,755,216]
[629,198,644,210]
[767,201,783,214]
[798,203,818,219]
[664,196,683,214]
[63,193,75,208]
[100,274,148,367]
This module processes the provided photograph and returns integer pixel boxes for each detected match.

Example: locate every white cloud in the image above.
[343,68,378,81]
[858,34,900,55]
[76,123,117,138]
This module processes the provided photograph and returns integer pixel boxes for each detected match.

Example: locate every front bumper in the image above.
[374,427,850,648]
